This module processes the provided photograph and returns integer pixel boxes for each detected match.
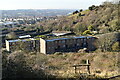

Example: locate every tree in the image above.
[79,9,83,12]
[96,32,119,52]
[3,51,54,79]
[73,10,79,15]
[89,5,96,11]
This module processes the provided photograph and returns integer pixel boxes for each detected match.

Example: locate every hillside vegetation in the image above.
[2,50,120,79]
[36,2,120,35]
[2,1,120,80]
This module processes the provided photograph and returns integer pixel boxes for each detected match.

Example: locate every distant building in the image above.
[52,31,72,36]
[19,35,31,39]
[6,38,40,52]
[40,36,96,54]
[6,36,97,54]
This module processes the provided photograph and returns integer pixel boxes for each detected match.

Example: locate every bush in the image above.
[88,5,96,11]
[81,59,86,64]
[82,30,92,35]
[74,23,87,34]
[7,32,18,39]
[54,52,62,55]
[112,42,120,52]
[95,32,120,52]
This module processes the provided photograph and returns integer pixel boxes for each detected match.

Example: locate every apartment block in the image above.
[6,38,40,52]
[40,36,96,54]
[6,36,96,54]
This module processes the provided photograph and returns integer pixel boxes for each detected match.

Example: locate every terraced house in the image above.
[6,36,96,54]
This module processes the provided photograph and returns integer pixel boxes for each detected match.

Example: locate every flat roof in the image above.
[7,38,40,42]
[46,36,94,42]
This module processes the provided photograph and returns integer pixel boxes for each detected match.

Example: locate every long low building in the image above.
[6,38,40,52]
[6,36,97,54]
[40,36,96,54]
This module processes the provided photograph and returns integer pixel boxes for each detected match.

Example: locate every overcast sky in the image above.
[0,0,113,10]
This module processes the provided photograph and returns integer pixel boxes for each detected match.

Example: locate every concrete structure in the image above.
[40,36,96,54]
[6,36,96,54]
[6,38,40,52]
[19,35,31,39]
[52,31,72,36]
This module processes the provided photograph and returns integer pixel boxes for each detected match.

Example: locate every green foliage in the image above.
[88,25,94,31]
[74,23,87,34]
[79,9,83,12]
[82,30,92,35]
[36,35,47,38]
[34,2,119,35]
[54,52,62,55]
[73,10,79,15]
[78,13,81,16]
[2,51,55,79]
[89,5,96,11]
[109,19,120,31]
[80,59,86,64]
[112,42,120,51]
[115,21,120,30]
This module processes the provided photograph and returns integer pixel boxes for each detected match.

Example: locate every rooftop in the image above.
[6,35,95,42]
[52,31,72,36]
[45,36,94,42]
[7,38,40,42]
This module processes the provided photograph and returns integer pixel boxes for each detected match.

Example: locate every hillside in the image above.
[1,1,120,80]
[2,50,120,79]
[36,2,120,35]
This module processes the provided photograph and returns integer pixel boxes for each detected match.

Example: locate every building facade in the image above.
[6,36,96,54]
[6,38,40,52]
[40,36,96,54]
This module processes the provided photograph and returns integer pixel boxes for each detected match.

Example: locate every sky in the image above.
[0,0,113,10]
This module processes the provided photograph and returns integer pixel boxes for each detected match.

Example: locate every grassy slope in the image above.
[2,50,120,79]
[37,3,118,34]
[36,52,120,78]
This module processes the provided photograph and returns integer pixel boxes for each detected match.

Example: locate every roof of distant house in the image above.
[52,31,72,36]
[46,36,94,42]
[19,35,31,38]
[6,38,40,43]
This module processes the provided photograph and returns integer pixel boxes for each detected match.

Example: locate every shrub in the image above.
[88,5,96,11]
[82,30,92,35]
[73,10,79,15]
[7,32,18,39]
[95,32,120,52]
[112,42,120,52]
[54,52,62,55]
[74,23,87,34]
[81,59,86,64]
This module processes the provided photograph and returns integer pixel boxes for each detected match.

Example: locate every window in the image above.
[63,45,65,47]
[62,40,65,43]
[48,47,50,49]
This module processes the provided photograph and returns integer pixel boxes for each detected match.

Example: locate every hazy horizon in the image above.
[0,0,113,10]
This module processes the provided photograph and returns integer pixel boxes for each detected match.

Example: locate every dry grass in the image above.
[2,49,120,79]
[44,52,119,78]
